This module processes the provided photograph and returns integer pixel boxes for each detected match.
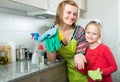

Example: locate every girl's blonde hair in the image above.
[85,20,102,36]
[54,0,78,28]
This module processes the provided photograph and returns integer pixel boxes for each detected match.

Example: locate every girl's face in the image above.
[62,4,78,26]
[85,24,101,44]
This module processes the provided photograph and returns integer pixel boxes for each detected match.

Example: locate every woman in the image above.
[46,0,88,82]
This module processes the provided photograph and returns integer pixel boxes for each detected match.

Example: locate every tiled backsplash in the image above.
[0,12,54,51]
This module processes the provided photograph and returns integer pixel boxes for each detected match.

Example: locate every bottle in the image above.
[38,44,45,67]
[31,33,39,65]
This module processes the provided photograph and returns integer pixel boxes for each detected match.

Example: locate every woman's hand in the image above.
[74,53,87,69]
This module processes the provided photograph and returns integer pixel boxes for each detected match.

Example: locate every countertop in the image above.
[0,59,64,82]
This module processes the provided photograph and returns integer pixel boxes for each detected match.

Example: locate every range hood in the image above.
[0,0,56,18]
[27,10,56,18]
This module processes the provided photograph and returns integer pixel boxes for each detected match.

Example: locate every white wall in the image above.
[83,0,119,82]
[118,0,120,55]
[0,12,54,51]
[0,1,120,81]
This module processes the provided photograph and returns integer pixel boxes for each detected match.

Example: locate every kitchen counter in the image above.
[0,59,66,82]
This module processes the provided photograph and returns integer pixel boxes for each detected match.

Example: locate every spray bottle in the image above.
[31,33,39,65]
[31,33,45,67]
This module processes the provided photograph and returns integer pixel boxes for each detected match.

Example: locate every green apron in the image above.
[58,39,88,82]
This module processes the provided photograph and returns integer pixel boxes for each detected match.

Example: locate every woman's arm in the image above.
[74,53,87,69]
[74,25,88,69]
[46,51,57,63]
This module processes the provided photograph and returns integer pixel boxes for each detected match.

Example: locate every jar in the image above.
[0,51,8,65]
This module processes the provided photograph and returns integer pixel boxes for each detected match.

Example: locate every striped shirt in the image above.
[73,25,88,55]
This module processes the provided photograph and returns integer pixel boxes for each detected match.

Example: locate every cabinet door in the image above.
[74,0,87,11]
[42,69,54,82]
[14,63,68,82]
[35,73,44,82]
[15,0,47,9]
[11,0,17,1]
[47,0,63,12]
[15,75,38,82]
[54,64,68,82]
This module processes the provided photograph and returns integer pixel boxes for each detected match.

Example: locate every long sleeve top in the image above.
[78,43,117,82]
[73,25,88,55]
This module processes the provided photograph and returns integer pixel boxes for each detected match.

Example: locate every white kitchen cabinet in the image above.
[0,0,87,18]
[74,0,87,11]
[47,0,63,12]
[13,0,63,13]
[15,0,47,10]
[47,0,87,12]
[11,0,17,1]
[11,0,87,12]
[47,0,87,15]
[0,0,45,15]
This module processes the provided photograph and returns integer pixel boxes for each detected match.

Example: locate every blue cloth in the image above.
[39,27,57,42]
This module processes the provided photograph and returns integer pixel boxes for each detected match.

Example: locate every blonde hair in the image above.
[85,20,102,36]
[54,0,78,28]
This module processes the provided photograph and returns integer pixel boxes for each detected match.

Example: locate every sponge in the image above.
[88,68,102,81]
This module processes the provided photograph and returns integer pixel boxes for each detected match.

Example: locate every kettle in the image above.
[16,44,25,60]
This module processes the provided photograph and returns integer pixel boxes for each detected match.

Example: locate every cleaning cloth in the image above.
[88,68,102,81]
[45,29,61,53]
[39,27,57,42]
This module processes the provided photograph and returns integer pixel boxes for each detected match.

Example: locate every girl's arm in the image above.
[101,46,117,75]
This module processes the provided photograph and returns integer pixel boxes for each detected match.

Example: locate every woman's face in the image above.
[62,4,78,26]
[85,24,101,44]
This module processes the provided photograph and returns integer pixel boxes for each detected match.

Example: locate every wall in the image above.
[83,0,119,82]
[0,1,120,81]
[0,12,54,51]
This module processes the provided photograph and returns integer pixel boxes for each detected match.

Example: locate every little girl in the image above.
[77,21,117,82]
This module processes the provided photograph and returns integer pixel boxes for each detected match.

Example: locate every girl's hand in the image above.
[74,53,87,69]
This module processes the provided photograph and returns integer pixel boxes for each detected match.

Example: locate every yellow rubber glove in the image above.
[54,31,61,51]
[88,68,102,81]
[58,29,64,40]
